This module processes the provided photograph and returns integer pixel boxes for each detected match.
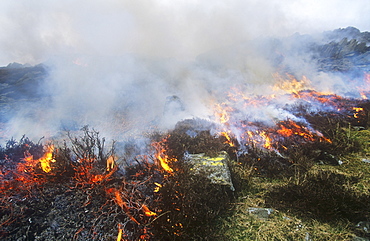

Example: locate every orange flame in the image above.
[246,130,273,149]
[142,204,157,216]
[116,224,123,241]
[353,107,364,118]
[106,155,115,172]
[113,189,140,225]
[153,182,162,192]
[273,73,311,95]
[277,121,314,140]
[292,90,339,104]
[214,103,231,124]
[39,145,56,173]
[18,145,56,174]
[152,137,176,173]
[277,120,331,143]
[221,131,235,147]
[15,152,38,184]
[73,156,117,185]
[260,131,272,149]
[157,153,173,173]
[360,92,368,99]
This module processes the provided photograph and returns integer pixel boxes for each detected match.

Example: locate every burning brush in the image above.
[1,71,370,240]
[0,110,368,240]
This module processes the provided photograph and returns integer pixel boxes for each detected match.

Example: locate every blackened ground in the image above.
[0,132,158,241]
[0,126,236,241]
[0,182,121,240]
[1,114,370,240]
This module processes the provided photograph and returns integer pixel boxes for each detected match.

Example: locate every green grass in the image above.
[214,127,370,240]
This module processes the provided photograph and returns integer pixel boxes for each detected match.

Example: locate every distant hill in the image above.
[0,64,47,122]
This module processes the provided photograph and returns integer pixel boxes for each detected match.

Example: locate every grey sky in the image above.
[0,0,368,65]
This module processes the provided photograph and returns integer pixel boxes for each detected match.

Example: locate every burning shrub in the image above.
[145,120,239,239]
[0,136,64,239]
[1,116,369,240]
[304,113,363,154]
[0,129,159,240]
[0,124,235,240]
[55,126,118,186]
[0,136,57,194]
[0,136,44,161]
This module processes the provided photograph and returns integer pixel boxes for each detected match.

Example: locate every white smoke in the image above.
[0,0,369,144]
[0,0,368,65]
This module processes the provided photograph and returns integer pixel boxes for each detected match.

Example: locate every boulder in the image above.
[184,151,235,191]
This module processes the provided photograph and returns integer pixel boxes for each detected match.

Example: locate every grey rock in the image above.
[356,221,370,234]
[184,151,235,191]
[362,159,370,164]
[247,207,275,219]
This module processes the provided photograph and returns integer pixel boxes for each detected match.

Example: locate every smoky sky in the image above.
[0,0,369,65]
[0,0,369,144]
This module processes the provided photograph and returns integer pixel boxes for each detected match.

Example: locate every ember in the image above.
[142,204,157,217]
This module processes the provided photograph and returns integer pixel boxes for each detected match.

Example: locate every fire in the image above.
[360,92,368,99]
[214,103,232,124]
[39,145,56,173]
[276,125,294,137]
[291,90,340,105]
[113,189,140,225]
[0,144,57,192]
[277,120,332,143]
[208,73,341,153]
[152,137,176,173]
[116,224,123,241]
[277,121,315,141]
[356,73,370,99]
[157,153,174,173]
[353,107,364,118]
[153,182,162,192]
[272,74,343,105]
[246,130,273,150]
[106,155,115,172]
[238,119,333,151]
[260,131,272,149]
[142,204,157,216]
[73,156,117,185]
[221,131,235,147]
[17,145,55,174]
[273,73,311,95]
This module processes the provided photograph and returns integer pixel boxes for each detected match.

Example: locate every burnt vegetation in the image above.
[2,87,370,240]
[150,119,236,240]
[1,108,370,240]
[0,125,236,240]
[1,27,370,240]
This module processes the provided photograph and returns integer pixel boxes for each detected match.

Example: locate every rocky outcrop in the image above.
[312,28,370,72]
[0,63,47,122]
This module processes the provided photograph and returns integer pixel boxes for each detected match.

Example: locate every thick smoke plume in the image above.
[0,0,368,65]
[0,0,369,149]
